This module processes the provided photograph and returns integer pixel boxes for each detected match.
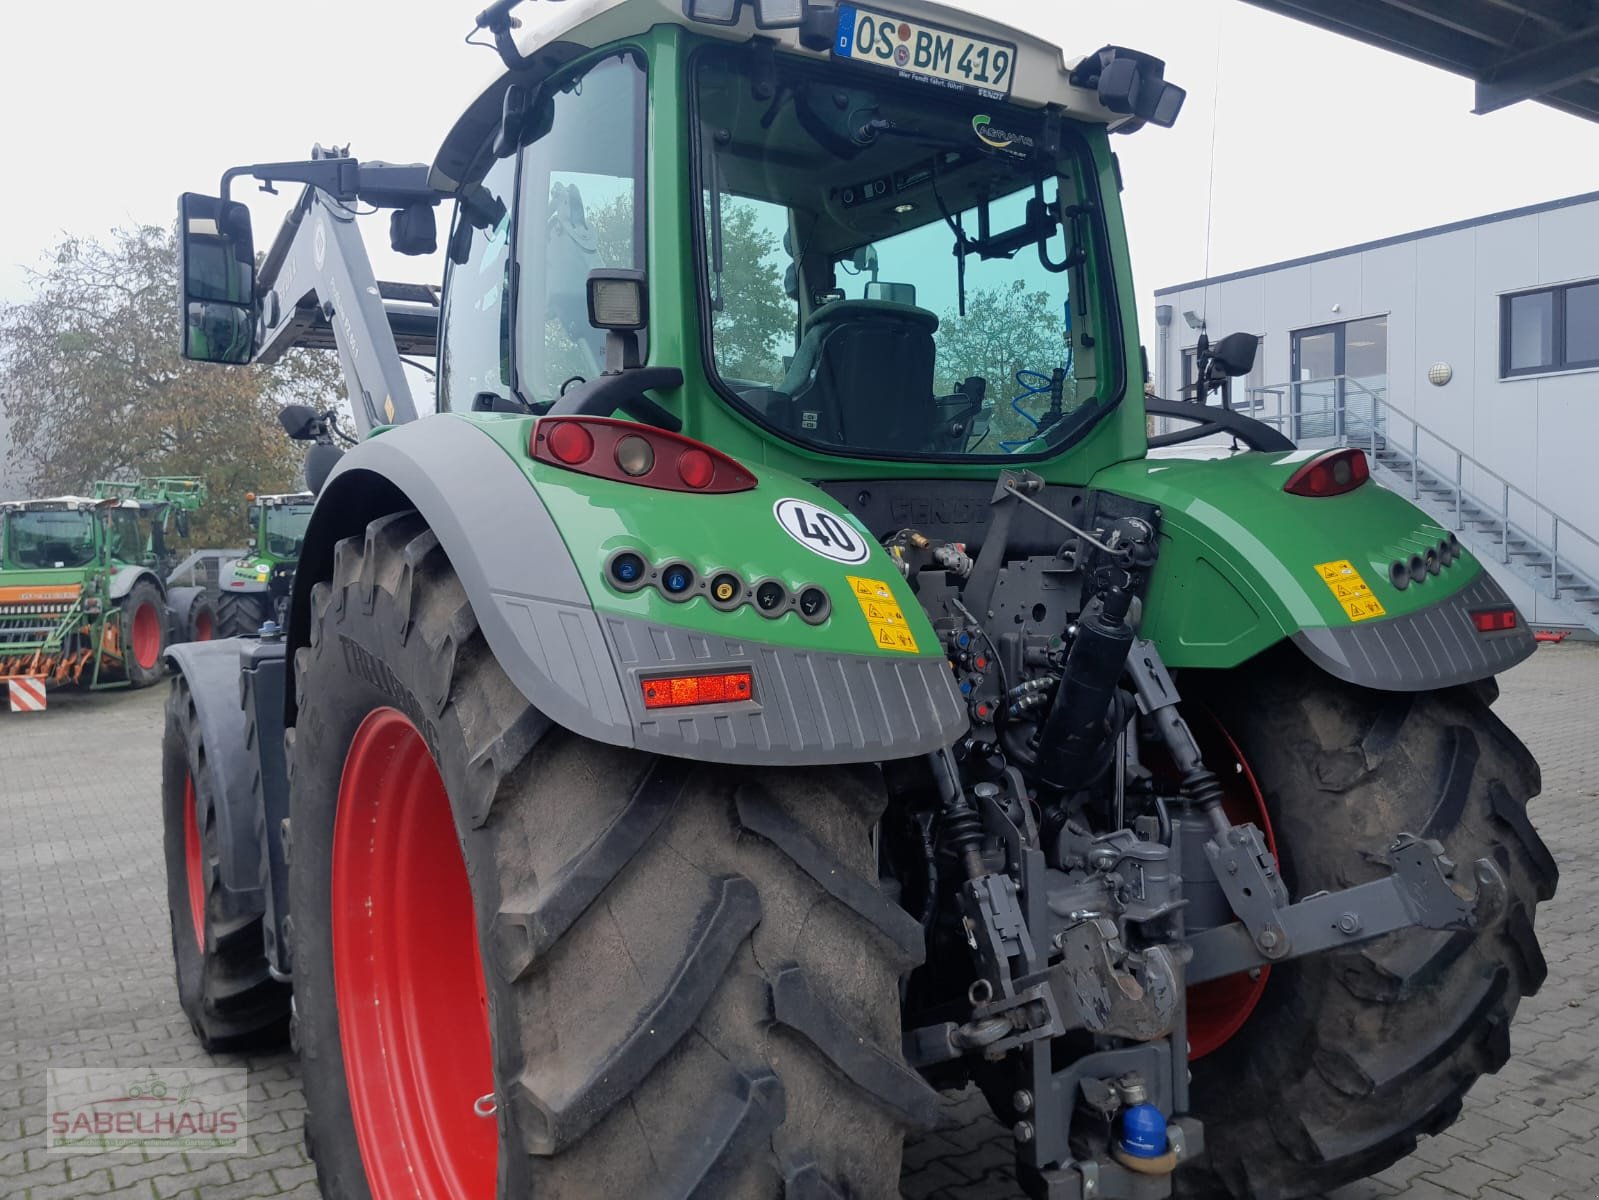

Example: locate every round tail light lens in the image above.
[615,435,655,477]
[546,422,595,465]
[677,448,715,489]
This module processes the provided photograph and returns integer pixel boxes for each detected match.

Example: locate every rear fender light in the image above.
[531,417,757,493]
[1283,448,1370,498]
[641,669,754,709]
[1470,606,1518,633]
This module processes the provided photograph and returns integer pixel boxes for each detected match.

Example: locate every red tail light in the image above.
[1283,448,1370,498]
[1470,607,1518,633]
[531,417,757,493]
[641,670,754,709]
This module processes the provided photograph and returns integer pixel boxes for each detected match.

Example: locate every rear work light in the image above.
[531,417,758,493]
[1471,607,1518,633]
[1283,448,1370,498]
[641,670,754,709]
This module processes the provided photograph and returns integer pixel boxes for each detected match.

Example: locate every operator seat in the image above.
[777,300,940,451]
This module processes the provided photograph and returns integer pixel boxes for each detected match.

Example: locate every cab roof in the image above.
[433,0,1128,193]
[253,493,315,506]
[1,496,124,512]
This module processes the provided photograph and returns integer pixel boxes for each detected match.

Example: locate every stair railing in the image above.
[1243,376,1599,604]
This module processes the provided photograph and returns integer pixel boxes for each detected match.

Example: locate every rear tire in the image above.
[186,596,217,643]
[290,511,936,1200]
[217,591,268,638]
[1178,646,1556,1199]
[119,579,166,687]
[161,676,291,1051]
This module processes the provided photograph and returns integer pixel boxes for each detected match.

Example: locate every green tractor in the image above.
[1,478,210,694]
[213,490,315,636]
[159,3,1553,1198]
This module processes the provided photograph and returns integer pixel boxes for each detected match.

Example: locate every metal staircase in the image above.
[1249,378,1599,635]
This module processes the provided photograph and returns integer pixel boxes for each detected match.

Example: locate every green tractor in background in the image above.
[0,477,210,694]
[158,3,1554,1198]
[213,490,314,637]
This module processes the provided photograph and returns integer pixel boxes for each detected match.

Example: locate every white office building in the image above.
[1153,189,1599,634]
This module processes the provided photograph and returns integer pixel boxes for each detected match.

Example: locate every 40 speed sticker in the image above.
[773,498,872,564]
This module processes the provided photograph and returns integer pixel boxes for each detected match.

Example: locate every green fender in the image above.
[1092,450,1534,690]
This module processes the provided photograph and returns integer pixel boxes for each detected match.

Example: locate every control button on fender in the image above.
[755,581,787,613]
[660,563,695,597]
[797,587,829,621]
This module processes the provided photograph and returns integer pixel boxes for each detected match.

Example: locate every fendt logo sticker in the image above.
[774,498,871,565]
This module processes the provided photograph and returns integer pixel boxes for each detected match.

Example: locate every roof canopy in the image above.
[1244,0,1599,124]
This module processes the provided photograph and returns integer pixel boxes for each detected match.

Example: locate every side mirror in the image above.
[246,537,257,552]
[865,280,916,306]
[178,193,256,364]
[495,82,554,158]
[174,511,191,540]
[277,403,324,441]
[1211,332,1259,379]
[304,444,344,496]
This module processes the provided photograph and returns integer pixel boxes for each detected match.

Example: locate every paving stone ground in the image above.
[1,644,1595,1199]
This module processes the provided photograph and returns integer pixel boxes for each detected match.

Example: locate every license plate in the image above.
[833,5,1017,99]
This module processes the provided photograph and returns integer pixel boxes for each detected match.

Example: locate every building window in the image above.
[1501,281,1599,377]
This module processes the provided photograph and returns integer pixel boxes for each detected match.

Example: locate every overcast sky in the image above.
[4,0,1599,339]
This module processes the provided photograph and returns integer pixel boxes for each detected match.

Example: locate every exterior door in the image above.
[1291,324,1343,441]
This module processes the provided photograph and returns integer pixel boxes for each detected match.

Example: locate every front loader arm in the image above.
[232,155,444,437]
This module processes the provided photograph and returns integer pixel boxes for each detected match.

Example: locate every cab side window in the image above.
[515,53,647,405]
[439,153,517,413]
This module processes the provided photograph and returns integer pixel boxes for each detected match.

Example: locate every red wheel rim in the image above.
[1186,713,1277,1060]
[183,773,206,952]
[132,602,161,669]
[194,611,214,642]
[332,708,496,1200]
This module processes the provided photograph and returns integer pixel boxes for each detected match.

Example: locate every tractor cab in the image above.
[421,0,1185,485]
[0,499,103,572]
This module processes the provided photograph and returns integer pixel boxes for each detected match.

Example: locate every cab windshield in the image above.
[264,505,314,558]
[3,510,97,569]
[693,47,1118,461]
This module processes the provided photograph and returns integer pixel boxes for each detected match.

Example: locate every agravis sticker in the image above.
[846,575,919,653]
[1314,560,1387,622]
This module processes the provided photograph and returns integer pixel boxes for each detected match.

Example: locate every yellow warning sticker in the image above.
[1314,560,1387,622]
[846,575,919,653]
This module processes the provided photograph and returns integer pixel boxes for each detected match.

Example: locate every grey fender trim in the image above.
[300,416,636,749]
[109,565,162,602]
[296,417,969,764]
[164,638,267,918]
[1291,570,1535,692]
[219,579,269,595]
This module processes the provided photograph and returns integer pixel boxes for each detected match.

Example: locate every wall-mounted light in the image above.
[1182,310,1205,331]
[1427,362,1453,387]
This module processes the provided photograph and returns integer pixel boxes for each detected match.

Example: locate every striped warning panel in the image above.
[8,676,46,713]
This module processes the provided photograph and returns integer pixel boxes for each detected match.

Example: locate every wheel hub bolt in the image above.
[1013,1089,1034,1114]
[1013,1120,1034,1143]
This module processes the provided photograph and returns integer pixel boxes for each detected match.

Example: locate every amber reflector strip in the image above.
[641,670,754,709]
